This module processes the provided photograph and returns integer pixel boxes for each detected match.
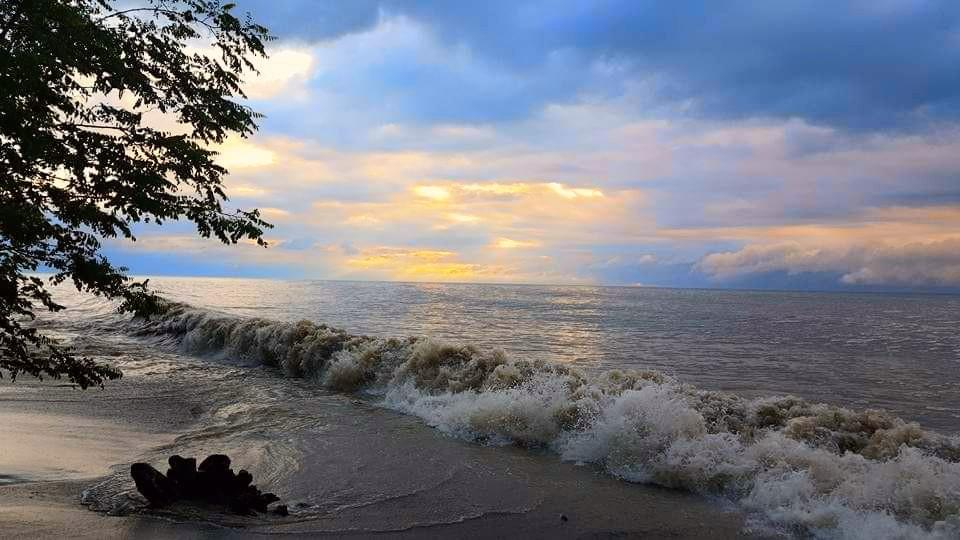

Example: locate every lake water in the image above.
[35,278,960,538]
[147,278,960,432]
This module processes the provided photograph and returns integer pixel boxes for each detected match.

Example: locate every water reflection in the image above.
[133,278,960,432]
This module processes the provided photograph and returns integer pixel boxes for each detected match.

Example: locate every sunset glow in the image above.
[107,2,960,291]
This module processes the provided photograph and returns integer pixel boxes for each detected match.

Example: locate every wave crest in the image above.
[135,303,960,538]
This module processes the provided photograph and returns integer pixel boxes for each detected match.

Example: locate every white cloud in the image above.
[699,238,960,286]
[259,207,292,220]
[245,48,315,100]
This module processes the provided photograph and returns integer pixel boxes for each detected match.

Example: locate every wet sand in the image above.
[0,375,756,539]
[0,375,198,484]
[0,376,214,538]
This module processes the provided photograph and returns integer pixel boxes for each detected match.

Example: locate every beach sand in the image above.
[0,374,756,539]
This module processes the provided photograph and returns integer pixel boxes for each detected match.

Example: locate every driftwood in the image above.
[130,454,286,516]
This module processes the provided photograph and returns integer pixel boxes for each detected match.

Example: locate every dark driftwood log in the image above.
[130,463,177,506]
[130,454,284,515]
[166,455,199,497]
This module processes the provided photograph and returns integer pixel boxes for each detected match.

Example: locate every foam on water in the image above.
[133,303,960,538]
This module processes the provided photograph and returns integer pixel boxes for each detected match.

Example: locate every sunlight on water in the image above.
[34,278,960,538]
[146,278,960,432]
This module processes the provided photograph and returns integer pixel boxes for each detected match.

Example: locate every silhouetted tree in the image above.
[0,1,272,388]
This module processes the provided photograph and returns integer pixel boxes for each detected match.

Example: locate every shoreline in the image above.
[0,374,756,539]
[0,480,754,539]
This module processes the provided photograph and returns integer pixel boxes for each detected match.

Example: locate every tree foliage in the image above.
[0,0,272,388]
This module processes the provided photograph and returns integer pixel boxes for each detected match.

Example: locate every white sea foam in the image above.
[134,303,960,538]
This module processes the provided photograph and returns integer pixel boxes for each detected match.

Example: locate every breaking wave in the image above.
[133,303,960,539]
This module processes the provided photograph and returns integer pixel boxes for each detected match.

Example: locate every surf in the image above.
[118,301,960,538]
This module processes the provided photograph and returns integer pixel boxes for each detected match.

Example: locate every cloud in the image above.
[236,0,382,42]
[698,243,842,279]
[698,237,960,287]
[215,138,277,169]
[838,240,960,285]
[546,182,603,199]
[493,238,540,249]
[243,1,960,132]
[344,247,499,281]
[247,15,604,132]
[259,207,292,220]
[197,105,960,289]
[103,6,960,291]
[682,200,960,287]
[445,212,481,224]
[226,183,271,198]
[245,48,315,100]
[412,185,452,201]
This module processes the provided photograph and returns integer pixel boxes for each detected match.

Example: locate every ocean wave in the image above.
[132,303,960,539]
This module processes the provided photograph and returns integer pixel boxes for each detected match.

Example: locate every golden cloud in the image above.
[546,182,604,199]
[446,212,481,224]
[493,238,541,249]
[215,138,277,169]
[344,247,506,281]
[227,183,272,198]
[460,182,532,196]
[412,185,452,201]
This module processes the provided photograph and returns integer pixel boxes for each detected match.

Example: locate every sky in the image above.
[108,1,960,291]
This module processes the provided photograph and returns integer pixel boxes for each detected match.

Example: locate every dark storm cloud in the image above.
[239,0,960,131]
[236,0,382,42]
